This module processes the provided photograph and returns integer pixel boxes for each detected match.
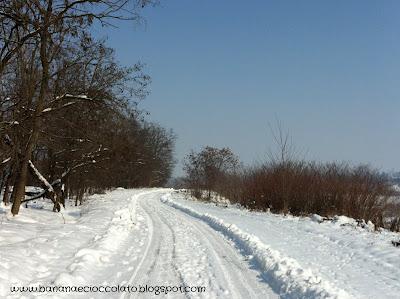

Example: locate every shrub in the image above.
[225,161,392,228]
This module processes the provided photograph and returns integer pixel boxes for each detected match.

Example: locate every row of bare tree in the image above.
[182,145,397,230]
[0,0,175,215]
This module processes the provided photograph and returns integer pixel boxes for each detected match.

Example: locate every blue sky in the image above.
[93,0,400,176]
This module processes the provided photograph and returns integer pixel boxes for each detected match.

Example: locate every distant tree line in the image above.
[0,0,175,215]
[182,129,398,231]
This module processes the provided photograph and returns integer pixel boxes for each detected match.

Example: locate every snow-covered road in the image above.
[0,189,278,299]
[131,190,278,299]
[1,188,399,299]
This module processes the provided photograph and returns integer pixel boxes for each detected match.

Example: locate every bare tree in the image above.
[183,146,240,200]
[0,0,156,215]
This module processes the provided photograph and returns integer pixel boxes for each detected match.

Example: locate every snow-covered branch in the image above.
[28,160,54,193]
[1,157,11,165]
[40,94,94,116]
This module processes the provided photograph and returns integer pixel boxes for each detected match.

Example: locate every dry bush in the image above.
[222,161,392,228]
[384,201,400,232]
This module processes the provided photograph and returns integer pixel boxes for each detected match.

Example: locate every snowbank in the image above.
[0,189,155,298]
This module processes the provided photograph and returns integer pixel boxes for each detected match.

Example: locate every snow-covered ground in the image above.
[0,189,276,298]
[0,188,399,298]
[163,191,400,299]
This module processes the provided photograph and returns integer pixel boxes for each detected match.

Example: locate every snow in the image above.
[0,189,277,298]
[162,191,400,299]
[63,101,76,107]
[1,188,399,299]
[0,189,147,297]
[28,160,54,192]
[55,94,90,100]
[161,194,352,299]
[1,157,11,164]
[310,214,324,223]
[74,95,88,99]
[41,102,76,114]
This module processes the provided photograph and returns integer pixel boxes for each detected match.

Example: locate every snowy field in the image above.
[0,188,399,299]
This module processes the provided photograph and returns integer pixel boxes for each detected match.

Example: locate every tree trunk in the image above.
[79,189,84,206]
[11,158,29,214]
[0,168,5,193]
[59,184,66,208]
[75,189,82,206]
[2,169,12,205]
[11,5,52,215]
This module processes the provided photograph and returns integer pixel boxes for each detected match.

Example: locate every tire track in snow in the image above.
[155,206,238,298]
[129,191,278,299]
[141,199,191,298]
[120,203,154,295]
[157,202,265,299]
[122,192,186,299]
